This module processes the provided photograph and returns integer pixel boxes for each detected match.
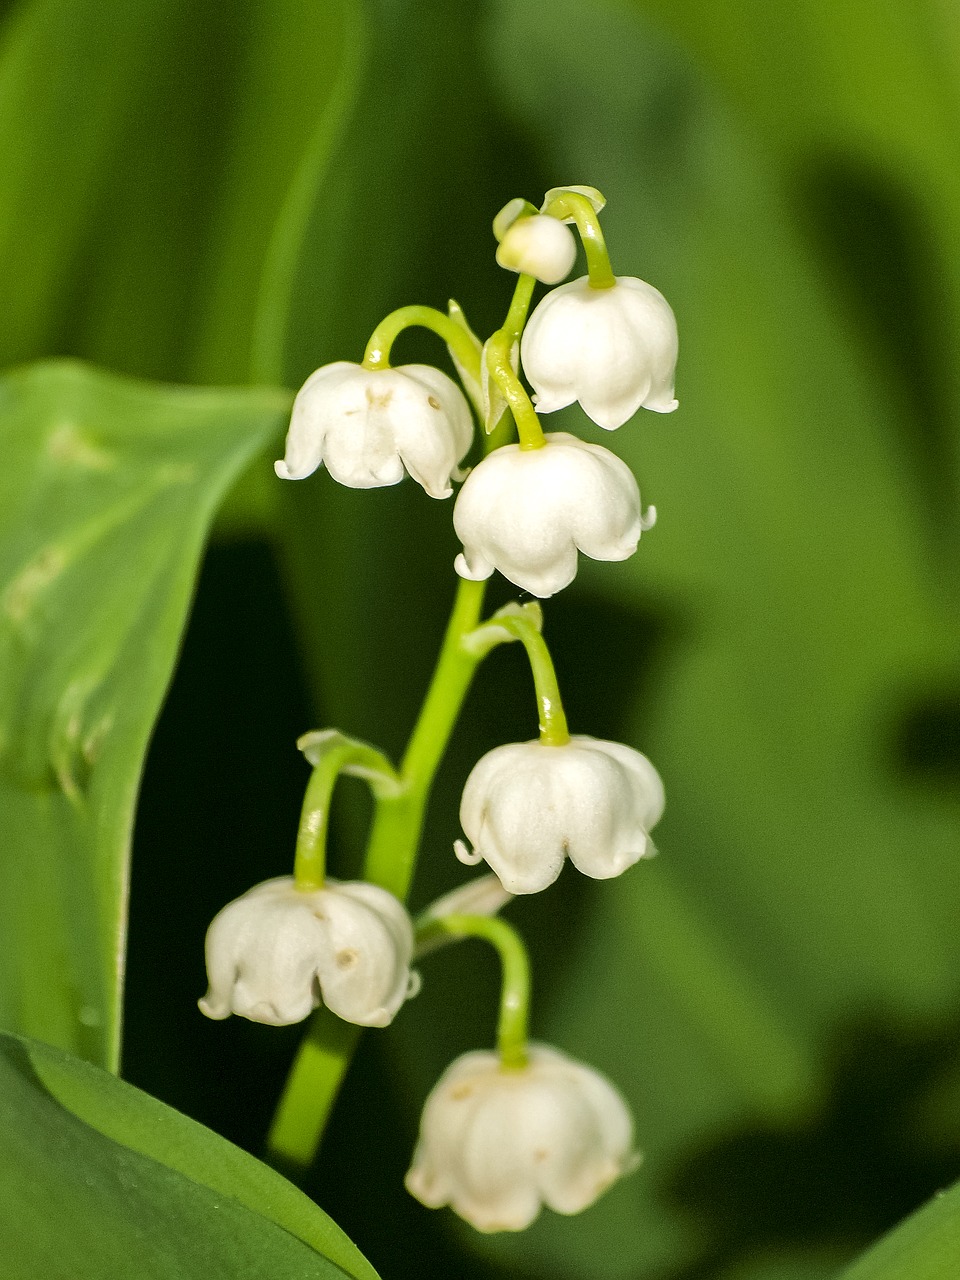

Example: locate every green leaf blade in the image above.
[841,1180,960,1280]
[0,1031,378,1280]
[0,360,289,1068]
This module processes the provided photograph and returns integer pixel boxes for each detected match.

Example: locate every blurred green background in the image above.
[1,0,959,1277]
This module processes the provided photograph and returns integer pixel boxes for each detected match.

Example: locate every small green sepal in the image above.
[296,730,401,797]
[541,185,607,219]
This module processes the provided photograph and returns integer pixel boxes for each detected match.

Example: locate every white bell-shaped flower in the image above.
[520,275,678,428]
[199,876,416,1028]
[406,1044,638,1232]
[274,362,473,498]
[453,432,652,598]
[495,215,577,285]
[457,735,664,894]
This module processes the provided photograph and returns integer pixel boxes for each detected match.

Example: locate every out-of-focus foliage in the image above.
[0,0,359,385]
[0,0,959,1278]
[0,1031,379,1279]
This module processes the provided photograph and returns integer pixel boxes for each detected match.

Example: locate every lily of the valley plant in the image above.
[201,183,679,1232]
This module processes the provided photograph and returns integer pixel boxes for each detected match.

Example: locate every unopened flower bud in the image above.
[496,215,577,285]
[521,276,678,428]
[457,735,664,894]
[453,432,652,598]
[275,362,473,498]
[199,876,416,1028]
[406,1044,638,1232]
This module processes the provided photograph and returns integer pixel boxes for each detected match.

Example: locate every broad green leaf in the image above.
[0,1031,378,1280]
[0,360,288,1068]
[841,1178,960,1280]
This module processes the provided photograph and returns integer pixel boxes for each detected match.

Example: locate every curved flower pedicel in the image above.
[458,735,665,894]
[406,1044,638,1232]
[521,275,679,428]
[453,432,653,598]
[199,876,416,1028]
[274,361,473,498]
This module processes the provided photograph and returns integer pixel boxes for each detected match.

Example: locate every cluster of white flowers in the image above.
[273,191,677,601]
[202,186,677,1236]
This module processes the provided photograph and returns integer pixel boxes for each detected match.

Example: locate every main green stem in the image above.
[364,577,487,895]
[504,273,536,338]
[268,280,532,1167]
[267,578,487,1164]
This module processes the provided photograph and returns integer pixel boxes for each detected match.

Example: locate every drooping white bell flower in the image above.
[274,362,474,498]
[457,735,664,894]
[520,275,678,428]
[405,1044,638,1232]
[199,876,417,1028]
[495,214,577,285]
[453,431,653,598]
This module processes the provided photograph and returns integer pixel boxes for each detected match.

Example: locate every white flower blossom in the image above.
[199,876,416,1028]
[457,735,664,894]
[496,215,577,285]
[521,275,678,428]
[405,1044,638,1232]
[274,362,473,498]
[453,432,652,598]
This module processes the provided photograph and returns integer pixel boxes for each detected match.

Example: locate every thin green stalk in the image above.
[503,272,536,338]
[363,304,482,381]
[479,611,569,745]
[416,914,531,1069]
[293,739,398,890]
[542,191,615,289]
[483,274,537,450]
[485,331,544,451]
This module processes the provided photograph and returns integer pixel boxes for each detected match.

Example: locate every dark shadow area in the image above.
[124,539,313,1140]
[795,154,956,551]
[894,686,960,790]
[657,1013,960,1280]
